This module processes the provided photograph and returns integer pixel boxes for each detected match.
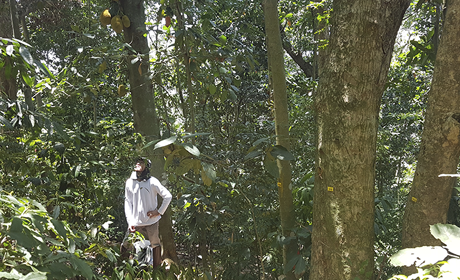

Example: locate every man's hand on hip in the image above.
[147,209,160,218]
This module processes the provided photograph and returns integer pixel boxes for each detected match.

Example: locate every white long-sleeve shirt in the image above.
[124,171,172,228]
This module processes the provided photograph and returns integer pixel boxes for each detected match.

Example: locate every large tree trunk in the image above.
[401,0,460,269]
[309,1,409,279]
[263,1,296,279]
[120,0,178,262]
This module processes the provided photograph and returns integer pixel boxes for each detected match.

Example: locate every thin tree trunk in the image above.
[174,0,195,137]
[309,1,409,279]
[402,0,460,274]
[120,0,177,262]
[9,0,34,111]
[263,1,296,279]
[0,0,17,100]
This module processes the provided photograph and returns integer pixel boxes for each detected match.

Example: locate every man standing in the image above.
[124,157,172,268]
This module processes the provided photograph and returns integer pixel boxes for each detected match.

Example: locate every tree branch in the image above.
[280,27,314,78]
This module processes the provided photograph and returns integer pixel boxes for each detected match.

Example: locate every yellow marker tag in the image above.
[327,187,333,192]
[412,197,417,202]
[277,182,282,187]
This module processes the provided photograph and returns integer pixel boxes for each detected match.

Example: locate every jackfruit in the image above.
[100,9,111,26]
[122,15,130,28]
[118,85,127,97]
[111,15,123,33]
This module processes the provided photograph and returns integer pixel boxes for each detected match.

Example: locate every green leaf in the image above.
[219,90,227,102]
[208,84,217,94]
[52,122,70,141]
[183,143,200,157]
[83,33,95,39]
[202,162,216,181]
[44,236,64,247]
[122,43,137,53]
[52,205,60,218]
[294,256,306,275]
[430,223,460,255]
[106,249,116,262]
[153,136,177,150]
[0,115,14,129]
[141,139,160,150]
[21,71,34,87]
[19,46,34,65]
[176,158,195,175]
[228,88,237,100]
[271,145,295,161]
[68,238,76,253]
[264,156,279,178]
[10,216,23,233]
[253,137,270,147]
[22,271,47,280]
[34,60,53,79]
[50,218,67,241]
[30,214,46,232]
[74,164,81,178]
[27,177,41,186]
[9,219,39,249]
[0,37,31,47]
[230,85,239,92]
[70,257,94,279]
[389,246,447,267]
[31,200,47,212]
[0,272,20,279]
[244,150,262,160]
[286,253,301,272]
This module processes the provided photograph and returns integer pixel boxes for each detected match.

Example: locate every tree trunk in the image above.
[120,0,178,262]
[0,0,17,100]
[309,1,409,279]
[9,0,34,111]
[401,0,460,269]
[263,1,296,279]
[173,0,195,136]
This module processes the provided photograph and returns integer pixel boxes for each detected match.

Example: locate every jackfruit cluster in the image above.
[99,1,130,34]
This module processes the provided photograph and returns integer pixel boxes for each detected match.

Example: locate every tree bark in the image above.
[309,1,409,279]
[173,0,195,137]
[120,0,178,262]
[0,0,17,100]
[263,1,296,279]
[401,0,460,271]
[9,0,34,111]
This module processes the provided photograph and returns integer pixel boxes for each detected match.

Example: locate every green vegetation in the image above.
[1,0,459,279]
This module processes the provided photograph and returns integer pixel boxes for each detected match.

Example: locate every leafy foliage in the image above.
[389,224,460,279]
[0,194,103,280]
